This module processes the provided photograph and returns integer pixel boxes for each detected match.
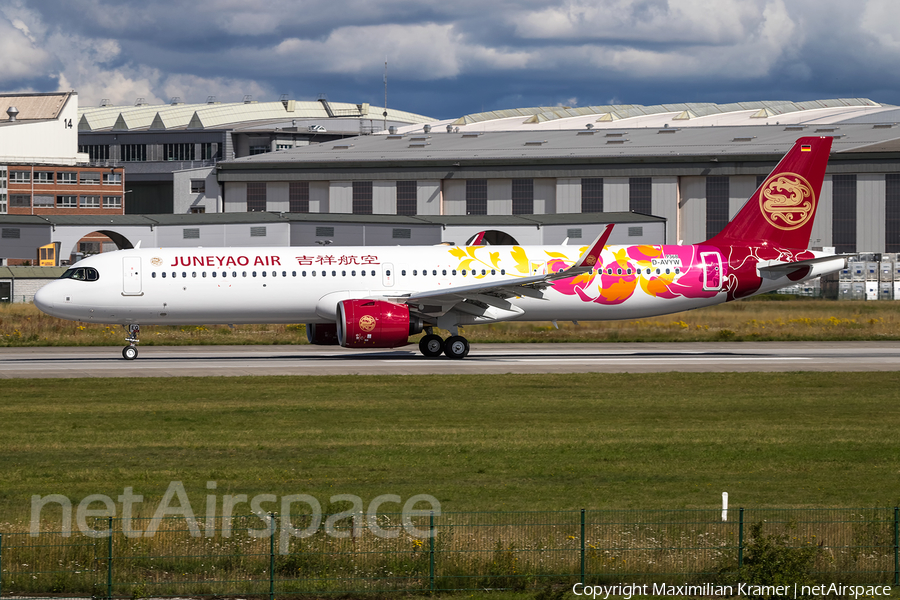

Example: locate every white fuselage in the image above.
[34,243,841,327]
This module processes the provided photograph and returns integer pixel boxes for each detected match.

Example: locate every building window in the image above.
[10,171,30,183]
[250,226,267,237]
[512,178,534,215]
[10,194,31,208]
[567,228,583,239]
[80,195,100,208]
[57,172,76,184]
[2,228,20,239]
[34,171,54,184]
[629,177,652,214]
[191,179,206,194]
[886,174,900,253]
[581,178,603,213]
[103,196,122,209]
[34,195,55,207]
[316,226,335,237]
[392,228,412,239]
[352,181,373,214]
[466,179,487,215]
[57,195,77,208]
[164,143,195,161]
[183,228,200,239]
[79,144,110,161]
[0,167,6,187]
[275,144,293,151]
[200,143,218,160]
[247,182,267,212]
[79,172,101,185]
[0,194,5,214]
[833,174,857,254]
[289,181,309,213]
[628,226,644,237]
[706,176,730,239]
[396,181,417,216]
[103,172,121,185]
[120,144,147,162]
[249,145,269,155]
[190,206,205,214]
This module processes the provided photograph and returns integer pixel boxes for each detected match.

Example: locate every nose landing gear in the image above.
[123,324,140,360]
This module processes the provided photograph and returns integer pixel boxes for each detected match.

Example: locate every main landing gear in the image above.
[123,324,140,360]
[418,330,470,360]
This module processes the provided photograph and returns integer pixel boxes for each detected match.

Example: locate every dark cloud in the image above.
[4,0,900,120]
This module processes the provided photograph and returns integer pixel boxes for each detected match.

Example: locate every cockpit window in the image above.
[61,267,100,282]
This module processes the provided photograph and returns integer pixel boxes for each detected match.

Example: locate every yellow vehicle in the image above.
[38,242,61,267]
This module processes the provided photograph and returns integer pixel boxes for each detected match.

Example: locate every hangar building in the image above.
[217,99,900,253]
[77,97,434,215]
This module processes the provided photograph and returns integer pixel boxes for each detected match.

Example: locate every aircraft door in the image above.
[701,252,722,291]
[382,262,395,287]
[123,256,143,296]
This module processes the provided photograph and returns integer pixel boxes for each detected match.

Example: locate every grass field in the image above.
[3,296,900,347]
[2,372,899,532]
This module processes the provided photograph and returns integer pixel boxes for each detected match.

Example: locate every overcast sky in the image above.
[3,0,900,120]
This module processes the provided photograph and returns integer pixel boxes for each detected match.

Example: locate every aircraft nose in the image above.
[33,284,54,313]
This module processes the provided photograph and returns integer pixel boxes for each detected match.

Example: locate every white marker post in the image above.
[722,492,728,522]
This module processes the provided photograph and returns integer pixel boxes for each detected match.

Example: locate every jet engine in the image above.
[336,299,423,348]
[306,323,339,345]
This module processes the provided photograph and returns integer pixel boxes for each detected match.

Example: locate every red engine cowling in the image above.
[306,323,339,345]
[337,300,422,348]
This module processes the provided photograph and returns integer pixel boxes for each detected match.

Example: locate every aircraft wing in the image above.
[385,224,614,316]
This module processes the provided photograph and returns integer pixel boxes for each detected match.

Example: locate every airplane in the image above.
[34,136,844,360]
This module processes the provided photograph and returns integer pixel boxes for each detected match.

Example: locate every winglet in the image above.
[574,223,614,269]
[469,231,486,245]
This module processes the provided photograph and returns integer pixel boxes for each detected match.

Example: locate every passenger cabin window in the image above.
[61,267,100,281]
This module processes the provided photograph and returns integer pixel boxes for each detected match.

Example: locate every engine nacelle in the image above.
[337,299,423,348]
[306,323,339,345]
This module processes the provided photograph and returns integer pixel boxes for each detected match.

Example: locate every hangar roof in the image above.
[78,99,434,133]
[0,92,73,126]
[0,211,663,228]
[221,122,900,173]
[393,98,896,134]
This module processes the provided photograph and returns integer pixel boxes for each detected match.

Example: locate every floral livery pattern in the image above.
[448,244,721,306]
[446,243,814,306]
[547,245,722,305]
[447,245,530,278]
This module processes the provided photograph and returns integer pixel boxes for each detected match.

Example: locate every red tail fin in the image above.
[707,136,832,249]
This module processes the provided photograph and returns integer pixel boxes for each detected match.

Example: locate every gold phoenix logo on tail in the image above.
[758,173,816,230]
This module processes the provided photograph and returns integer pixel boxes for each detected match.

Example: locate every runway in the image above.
[0,341,898,378]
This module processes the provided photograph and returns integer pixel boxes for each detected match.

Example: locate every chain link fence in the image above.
[2,508,898,597]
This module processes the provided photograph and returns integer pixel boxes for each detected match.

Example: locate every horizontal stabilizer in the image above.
[757,254,849,275]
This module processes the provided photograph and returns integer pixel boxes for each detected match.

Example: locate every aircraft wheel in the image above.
[419,334,444,358]
[122,346,138,360]
[443,336,469,360]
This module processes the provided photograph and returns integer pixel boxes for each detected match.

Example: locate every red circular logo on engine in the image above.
[358,315,377,332]
[758,172,816,231]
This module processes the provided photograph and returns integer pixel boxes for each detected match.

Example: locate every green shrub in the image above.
[735,522,823,599]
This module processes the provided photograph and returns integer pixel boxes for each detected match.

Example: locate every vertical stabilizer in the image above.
[707,136,833,249]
